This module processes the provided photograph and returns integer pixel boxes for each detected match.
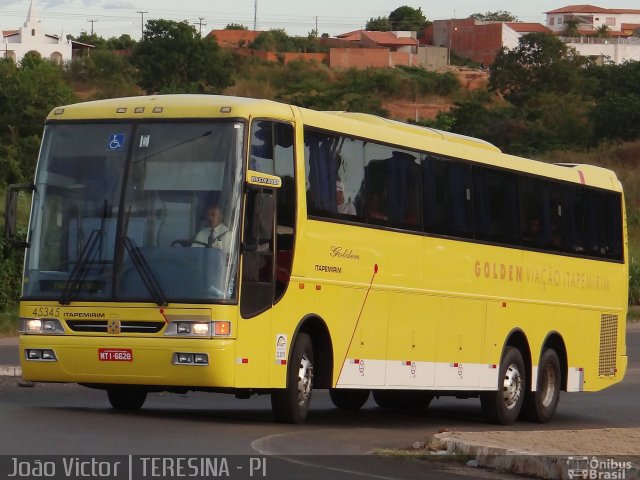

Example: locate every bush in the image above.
[0,225,24,311]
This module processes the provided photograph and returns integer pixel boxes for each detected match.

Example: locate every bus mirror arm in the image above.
[4,183,35,248]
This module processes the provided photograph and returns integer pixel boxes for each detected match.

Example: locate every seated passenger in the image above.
[336,180,356,215]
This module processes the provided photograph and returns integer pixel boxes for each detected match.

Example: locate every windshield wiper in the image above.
[121,236,168,307]
[60,229,102,305]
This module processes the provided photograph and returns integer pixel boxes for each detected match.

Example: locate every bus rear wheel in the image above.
[329,388,370,410]
[481,347,526,425]
[107,388,147,411]
[521,348,561,423]
[372,390,433,411]
[271,333,314,424]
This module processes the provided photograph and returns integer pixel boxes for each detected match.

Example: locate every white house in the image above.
[544,5,640,64]
[2,0,72,64]
[545,5,640,35]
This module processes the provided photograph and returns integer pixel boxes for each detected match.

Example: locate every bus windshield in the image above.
[24,120,244,304]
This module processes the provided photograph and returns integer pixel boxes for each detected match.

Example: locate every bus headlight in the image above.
[166,321,211,337]
[191,323,210,336]
[165,321,231,338]
[20,318,64,335]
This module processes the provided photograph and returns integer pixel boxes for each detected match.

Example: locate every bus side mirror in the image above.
[4,183,34,248]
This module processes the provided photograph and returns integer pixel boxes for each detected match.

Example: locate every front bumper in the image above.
[19,335,236,388]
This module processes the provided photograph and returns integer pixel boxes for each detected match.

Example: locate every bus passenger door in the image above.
[235,188,275,388]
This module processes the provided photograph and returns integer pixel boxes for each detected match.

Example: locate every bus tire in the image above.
[329,388,370,410]
[271,333,314,424]
[107,388,147,411]
[372,390,433,411]
[521,348,561,423]
[480,347,525,425]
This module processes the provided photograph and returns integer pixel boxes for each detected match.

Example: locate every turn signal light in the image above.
[214,321,230,336]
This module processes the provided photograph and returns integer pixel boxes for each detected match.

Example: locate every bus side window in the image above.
[423,155,473,238]
[364,144,421,230]
[473,167,519,245]
[304,129,365,222]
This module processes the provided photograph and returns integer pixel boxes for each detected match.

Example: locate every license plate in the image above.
[98,348,133,362]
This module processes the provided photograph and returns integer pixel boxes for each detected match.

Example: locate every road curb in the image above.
[432,432,640,480]
[0,366,22,377]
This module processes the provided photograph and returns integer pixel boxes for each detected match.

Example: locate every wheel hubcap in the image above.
[502,363,523,410]
[297,354,314,406]
[540,364,556,408]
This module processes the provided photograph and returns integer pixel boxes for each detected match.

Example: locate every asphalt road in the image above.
[0,327,637,479]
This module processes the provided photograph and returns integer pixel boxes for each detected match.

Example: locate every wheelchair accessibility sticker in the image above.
[107,134,126,151]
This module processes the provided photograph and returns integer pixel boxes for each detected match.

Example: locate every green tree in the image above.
[225,23,248,30]
[70,32,108,49]
[585,61,640,141]
[132,19,234,93]
[388,6,428,31]
[65,50,139,99]
[470,10,518,22]
[106,34,137,50]
[563,18,580,37]
[248,29,326,53]
[365,16,392,31]
[593,25,610,38]
[490,32,590,107]
[0,56,75,139]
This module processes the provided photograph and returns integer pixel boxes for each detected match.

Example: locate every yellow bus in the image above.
[6,95,627,425]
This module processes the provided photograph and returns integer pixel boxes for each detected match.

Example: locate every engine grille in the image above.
[598,313,618,377]
[66,320,165,334]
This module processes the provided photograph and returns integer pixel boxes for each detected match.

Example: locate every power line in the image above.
[137,10,148,39]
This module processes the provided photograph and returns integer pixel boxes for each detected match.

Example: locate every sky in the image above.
[2,0,640,39]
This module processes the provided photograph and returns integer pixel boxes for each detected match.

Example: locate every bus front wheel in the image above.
[481,347,526,425]
[107,388,147,411]
[329,388,370,410]
[271,333,314,424]
[521,348,561,423]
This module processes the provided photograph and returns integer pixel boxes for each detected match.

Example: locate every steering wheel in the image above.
[171,239,209,248]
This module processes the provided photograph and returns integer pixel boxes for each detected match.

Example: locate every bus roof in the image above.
[46,94,622,192]
[46,94,295,122]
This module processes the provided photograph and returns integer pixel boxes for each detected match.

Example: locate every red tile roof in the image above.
[546,5,612,14]
[336,29,364,39]
[337,30,418,47]
[363,31,418,46]
[506,22,551,33]
[622,23,640,30]
[2,30,19,37]
[546,5,640,14]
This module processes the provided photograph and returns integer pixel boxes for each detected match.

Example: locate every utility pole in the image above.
[314,16,318,36]
[253,0,258,30]
[194,17,206,36]
[447,9,456,66]
[87,19,98,35]
[137,11,148,39]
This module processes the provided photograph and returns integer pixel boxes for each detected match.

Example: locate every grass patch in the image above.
[0,305,19,336]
